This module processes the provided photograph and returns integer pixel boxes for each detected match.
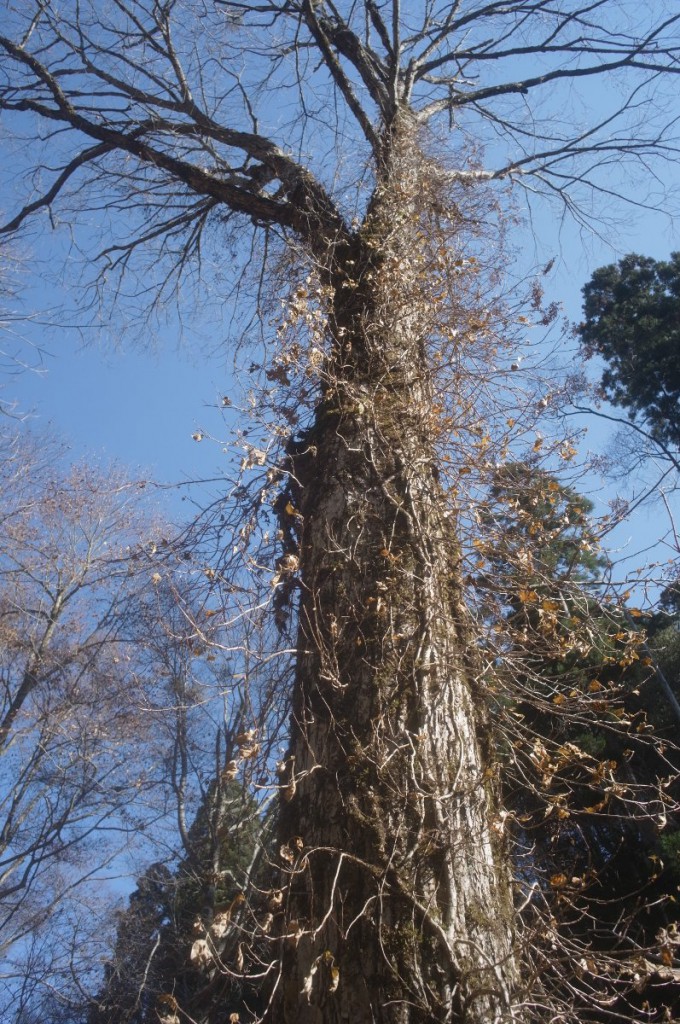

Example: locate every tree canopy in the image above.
[2,1,680,290]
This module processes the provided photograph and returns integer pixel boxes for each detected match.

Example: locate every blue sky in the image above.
[8,334,231,488]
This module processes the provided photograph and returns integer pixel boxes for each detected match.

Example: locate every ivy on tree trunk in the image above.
[273,126,519,1022]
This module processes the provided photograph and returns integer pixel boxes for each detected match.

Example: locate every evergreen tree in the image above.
[482,465,680,1016]
[91,781,262,1024]
[579,253,680,450]
[91,864,175,1024]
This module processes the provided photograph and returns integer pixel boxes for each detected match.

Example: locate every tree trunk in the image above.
[272,128,520,1024]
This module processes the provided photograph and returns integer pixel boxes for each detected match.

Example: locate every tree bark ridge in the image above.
[272,126,520,1024]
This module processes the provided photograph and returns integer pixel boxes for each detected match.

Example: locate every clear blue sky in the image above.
[8,333,232,488]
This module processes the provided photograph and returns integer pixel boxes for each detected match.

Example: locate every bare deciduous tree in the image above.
[2,3,680,1022]
[0,431,166,1020]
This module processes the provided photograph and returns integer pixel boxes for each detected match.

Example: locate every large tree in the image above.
[2,4,680,1022]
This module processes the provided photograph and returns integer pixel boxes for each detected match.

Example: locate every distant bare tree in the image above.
[0,430,166,1020]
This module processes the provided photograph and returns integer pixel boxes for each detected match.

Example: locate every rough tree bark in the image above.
[274,124,518,1024]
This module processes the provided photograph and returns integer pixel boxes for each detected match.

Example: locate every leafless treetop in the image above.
[1,0,679,281]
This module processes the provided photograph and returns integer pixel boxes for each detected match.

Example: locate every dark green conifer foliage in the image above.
[579,253,680,449]
[90,864,174,1024]
[90,782,261,1024]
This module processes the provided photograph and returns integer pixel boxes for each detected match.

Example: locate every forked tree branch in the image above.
[1,2,679,284]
